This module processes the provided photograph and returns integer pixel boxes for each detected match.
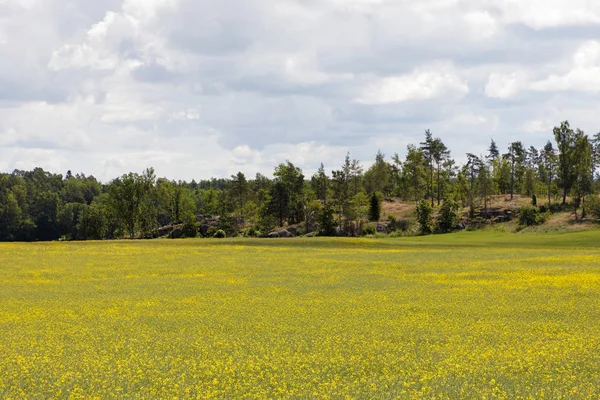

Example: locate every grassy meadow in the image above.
[1,231,600,398]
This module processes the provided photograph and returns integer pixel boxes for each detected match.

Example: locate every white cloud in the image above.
[464,11,497,39]
[531,41,600,92]
[357,64,469,104]
[451,113,488,126]
[523,119,554,133]
[6,0,600,180]
[485,72,527,99]
[498,0,600,29]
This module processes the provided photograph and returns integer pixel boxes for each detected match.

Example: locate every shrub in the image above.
[243,227,257,237]
[362,223,377,236]
[415,199,434,234]
[587,195,600,220]
[206,226,218,238]
[213,229,226,239]
[181,215,198,238]
[518,206,548,227]
[466,216,486,231]
[436,200,459,233]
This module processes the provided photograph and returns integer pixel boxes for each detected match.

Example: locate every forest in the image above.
[1,120,599,241]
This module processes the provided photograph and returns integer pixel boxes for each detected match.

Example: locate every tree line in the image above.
[1,120,599,241]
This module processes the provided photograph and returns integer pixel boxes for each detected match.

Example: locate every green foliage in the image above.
[317,205,337,237]
[205,226,218,238]
[362,223,377,236]
[518,206,549,227]
[243,227,260,238]
[386,215,410,232]
[78,204,107,240]
[437,200,459,233]
[181,215,198,238]
[2,117,600,242]
[368,192,382,222]
[587,195,600,220]
[33,191,61,241]
[213,229,226,239]
[415,199,434,234]
[364,151,391,195]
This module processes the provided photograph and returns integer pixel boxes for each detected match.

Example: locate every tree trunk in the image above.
[510,164,514,200]
[437,165,441,206]
[430,167,434,208]
[562,188,567,205]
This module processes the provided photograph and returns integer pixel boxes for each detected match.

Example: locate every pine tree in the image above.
[368,192,381,222]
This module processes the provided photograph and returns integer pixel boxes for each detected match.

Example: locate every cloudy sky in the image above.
[1,0,600,181]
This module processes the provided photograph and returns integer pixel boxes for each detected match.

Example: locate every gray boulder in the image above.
[278,229,293,238]
[268,231,280,238]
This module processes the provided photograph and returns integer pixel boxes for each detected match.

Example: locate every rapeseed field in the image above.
[1,231,600,399]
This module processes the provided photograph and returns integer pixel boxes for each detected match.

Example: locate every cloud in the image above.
[498,0,600,30]
[485,72,528,99]
[3,0,600,180]
[531,41,600,92]
[356,64,469,104]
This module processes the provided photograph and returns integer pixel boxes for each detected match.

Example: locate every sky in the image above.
[1,0,600,182]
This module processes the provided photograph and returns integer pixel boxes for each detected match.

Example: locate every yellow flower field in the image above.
[1,231,600,399]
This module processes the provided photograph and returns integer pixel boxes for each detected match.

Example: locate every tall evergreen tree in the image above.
[368,192,381,222]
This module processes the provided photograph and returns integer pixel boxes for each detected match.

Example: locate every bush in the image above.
[181,215,198,238]
[587,195,600,220]
[362,223,377,236]
[206,226,218,238]
[213,229,226,239]
[466,216,486,231]
[436,200,459,233]
[243,227,257,237]
[415,199,434,234]
[518,206,548,227]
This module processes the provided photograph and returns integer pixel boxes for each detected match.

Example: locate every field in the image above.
[2,232,600,399]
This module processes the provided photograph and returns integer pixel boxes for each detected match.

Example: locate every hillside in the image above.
[380,195,600,235]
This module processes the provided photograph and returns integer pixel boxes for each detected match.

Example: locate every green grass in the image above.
[1,231,600,398]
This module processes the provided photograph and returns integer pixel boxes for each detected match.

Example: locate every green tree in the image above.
[273,161,305,225]
[573,134,594,218]
[317,204,337,236]
[230,172,250,210]
[415,199,434,235]
[364,150,391,195]
[540,141,558,206]
[311,163,329,205]
[402,145,427,202]
[78,203,107,240]
[503,141,525,199]
[554,121,581,205]
[108,168,156,239]
[487,139,500,160]
[33,191,61,241]
[368,192,381,222]
[437,200,459,233]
